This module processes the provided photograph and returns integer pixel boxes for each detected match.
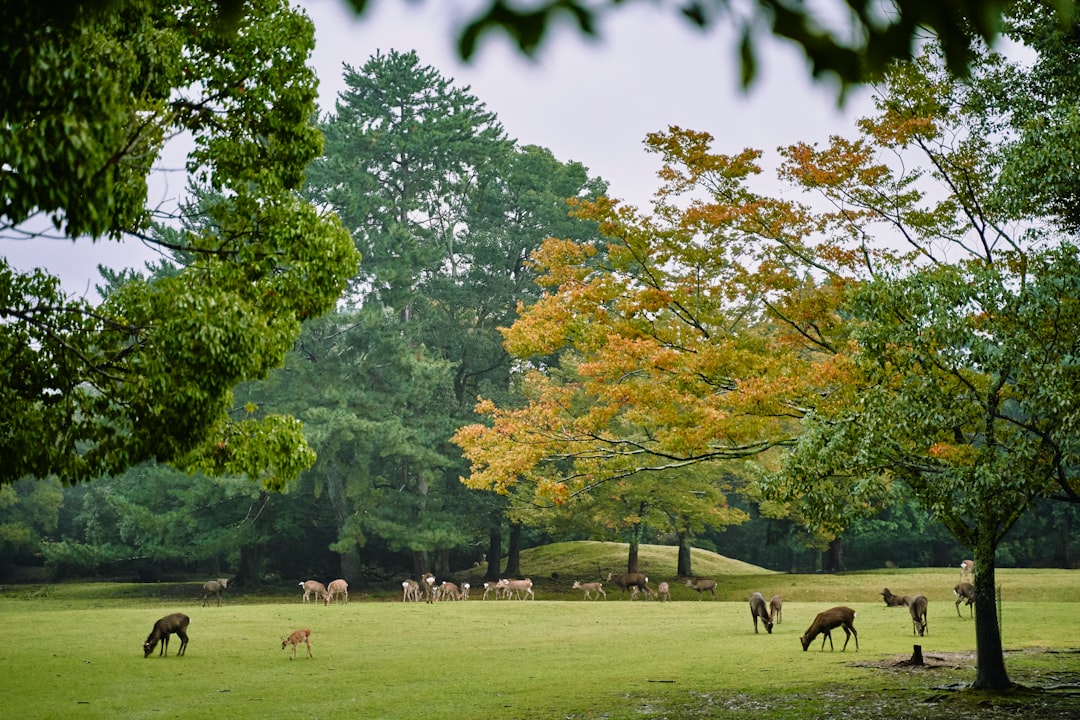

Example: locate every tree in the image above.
[455,36,1080,690]
[236,50,605,578]
[1,0,358,487]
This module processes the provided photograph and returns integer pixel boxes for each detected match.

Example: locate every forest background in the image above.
[2,1,1079,595]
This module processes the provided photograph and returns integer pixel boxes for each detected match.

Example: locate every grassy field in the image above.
[1,545,1077,719]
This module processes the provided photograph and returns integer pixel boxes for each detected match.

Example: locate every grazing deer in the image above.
[749,592,774,634]
[299,580,326,604]
[800,607,858,652]
[954,582,975,617]
[143,613,190,658]
[769,595,783,624]
[959,559,974,582]
[201,578,229,607]
[402,579,421,602]
[323,578,348,606]
[281,628,312,659]
[909,595,928,636]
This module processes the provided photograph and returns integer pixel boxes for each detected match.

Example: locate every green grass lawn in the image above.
[1,561,1078,719]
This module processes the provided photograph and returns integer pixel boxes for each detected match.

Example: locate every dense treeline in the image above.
[5,31,1080,588]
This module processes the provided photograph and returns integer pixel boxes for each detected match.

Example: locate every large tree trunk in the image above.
[504,521,522,577]
[326,467,363,580]
[677,530,694,577]
[824,537,845,573]
[435,548,451,577]
[972,538,1011,690]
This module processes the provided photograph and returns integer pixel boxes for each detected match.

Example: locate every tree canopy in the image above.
[1,0,358,487]
[454,14,1080,688]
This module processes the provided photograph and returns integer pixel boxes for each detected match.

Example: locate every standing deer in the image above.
[959,559,974,582]
[657,581,670,602]
[281,628,312,659]
[683,577,717,600]
[749,592,774,634]
[572,580,606,600]
[800,606,859,652]
[143,613,190,658]
[607,572,653,600]
[402,579,421,602]
[909,595,928,636]
[954,582,975,617]
[323,578,348,605]
[299,580,326,604]
[201,578,229,607]
[769,595,783,624]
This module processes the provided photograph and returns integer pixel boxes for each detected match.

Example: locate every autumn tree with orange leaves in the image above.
[455,34,1080,691]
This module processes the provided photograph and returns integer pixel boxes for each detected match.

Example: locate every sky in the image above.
[1,0,874,296]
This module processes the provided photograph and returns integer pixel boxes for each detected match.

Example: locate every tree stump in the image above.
[910,644,924,665]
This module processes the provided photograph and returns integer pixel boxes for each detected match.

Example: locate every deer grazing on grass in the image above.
[769,595,783,624]
[437,581,462,601]
[402,579,421,602]
[954,582,975,617]
[959,559,974,582]
[282,628,312,659]
[683,577,717,600]
[800,606,858,652]
[201,578,229,607]
[323,578,348,605]
[299,580,326,604]
[749,592,774,634]
[482,580,503,600]
[607,572,653,600]
[909,595,928,636]
[143,613,190,658]
[572,580,606,600]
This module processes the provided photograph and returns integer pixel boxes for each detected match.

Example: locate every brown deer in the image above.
[143,613,190,658]
[657,581,670,602]
[323,578,348,605]
[749,592,774,634]
[769,595,783,624]
[572,580,606,600]
[683,577,717,600]
[954,582,975,617]
[281,628,312,659]
[880,588,910,607]
[299,580,326,604]
[607,572,653,600]
[201,578,229,607]
[909,595,928,636]
[959,559,974,582]
[800,607,858,652]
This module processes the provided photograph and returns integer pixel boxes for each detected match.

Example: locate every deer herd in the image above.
[142,559,979,659]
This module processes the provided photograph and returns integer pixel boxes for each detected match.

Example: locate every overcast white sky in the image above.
[2,0,874,296]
